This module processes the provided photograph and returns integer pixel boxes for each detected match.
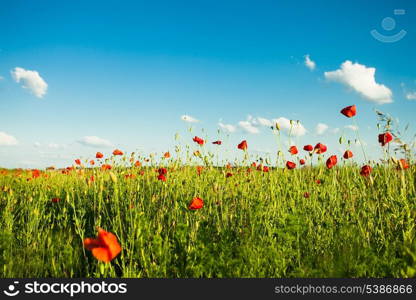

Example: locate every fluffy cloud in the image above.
[315,123,329,135]
[251,117,273,127]
[11,67,48,98]
[33,142,66,149]
[400,82,416,100]
[0,132,18,146]
[218,122,236,133]
[331,128,340,134]
[238,120,260,134]
[77,136,113,148]
[324,61,392,104]
[406,92,416,100]
[304,54,316,71]
[243,116,307,136]
[273,117,307,136]
[180,115,199,123]
[47,143,64,149]
[220,116,306,136]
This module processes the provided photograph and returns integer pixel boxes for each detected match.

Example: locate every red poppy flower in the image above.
[96,152,104,159]
[226,163,232,169]
[237,140,248,151]
[51,197,60,203]
[289,146,298,155]
[316,179,321,184]
[314,143,327,154]
[226,172,233,178]
[163,152,171,158]
[134,161,141,167]
[75,159,81,165]
[188,197,204,210]
[124,174,136,179]
[286,161,296,169]
[343,150,353,159]
[378,132,393,146]
[303,145,313,152]
[90,160,95,165]
[326,155,337,169]
[84,228,122,263]
[157,168,167,175]
[263,166,269,172]
[193,136,205,145]
[101,164,112,170]
[32,169,41,178]
[212,140,222,145]
[251,162,257,168]
[360,165,372,176]
[113,149,123,156]
[157,174,166,181]
[398,159,409,170]
[303,192,310,198]
[340,105,356,118]
[196,166,203,175]
[300,159,306,165]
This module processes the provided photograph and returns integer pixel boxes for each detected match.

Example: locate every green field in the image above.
[0,156,415,278]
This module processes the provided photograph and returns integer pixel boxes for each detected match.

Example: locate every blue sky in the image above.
[0,0,415,168]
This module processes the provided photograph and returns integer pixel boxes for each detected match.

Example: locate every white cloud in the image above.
[38,152,72,160]
[77,136,113,148]
[331,128,340,134]
[245,116,306,136]
[0,132,18,146]
[47,143,63,149]
[11,67,48,98]
[218,122,236,133]
[180,114,199,123]
[238,120,260,134]
[324,60,392,104]
[304,54,316,71]
[345,125,358,131]
[315,123,329,135]
[0,76,4,80]
[406,92,416,100]
[33,142,66,149]
[251,117,273,127]
[400,82,416,100]
[273,117,307,136]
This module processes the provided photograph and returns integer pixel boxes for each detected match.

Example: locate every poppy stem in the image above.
[352,117,368,163]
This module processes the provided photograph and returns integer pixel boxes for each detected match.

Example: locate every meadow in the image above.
[0,107,415,278]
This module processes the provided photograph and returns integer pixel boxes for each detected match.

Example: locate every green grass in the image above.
[0,161,415,278]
